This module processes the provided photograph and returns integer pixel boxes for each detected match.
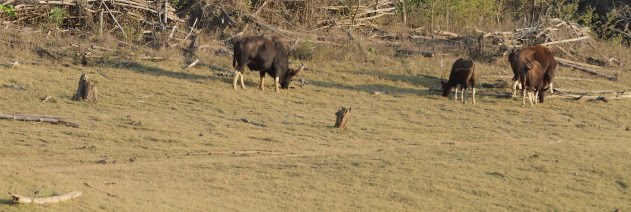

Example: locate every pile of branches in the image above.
[1,0,183,36]
[475,18,621,68]
[320,0,396,27]
[477,18,591,47]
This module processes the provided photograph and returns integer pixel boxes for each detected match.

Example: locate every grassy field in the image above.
[1,49,630,211]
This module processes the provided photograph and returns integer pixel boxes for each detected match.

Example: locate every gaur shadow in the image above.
[96,60,216,81]
[0,198,15,205]
[310,80,429,96]
[348,70,443,89]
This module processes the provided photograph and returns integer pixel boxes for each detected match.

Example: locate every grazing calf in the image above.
[520,60,546,106]
[232,36,303,93]
[441,58,477,104]
[508,45,557,97]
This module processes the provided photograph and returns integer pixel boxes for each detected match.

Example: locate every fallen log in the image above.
[481,75,595,81]
[240,118,266,127]
[435,30,459,37]
[11,191,83,204]
[556,57,618,80]
[0,114,80,127]
[553,88,620,95]
[183,59,200,70]
[546,94,631,102]
[541,36,590,46]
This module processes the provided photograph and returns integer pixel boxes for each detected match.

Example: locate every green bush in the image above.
[0,4,16,19]
[49,7,68,26]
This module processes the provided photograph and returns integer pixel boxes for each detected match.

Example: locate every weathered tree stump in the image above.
[72,74,97,102]
[335,107,351,129]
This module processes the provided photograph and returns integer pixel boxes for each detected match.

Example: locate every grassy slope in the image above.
[0,52,630,211]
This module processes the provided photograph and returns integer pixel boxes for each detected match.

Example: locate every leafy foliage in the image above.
[48,7,68,26]
[0,4,16,18]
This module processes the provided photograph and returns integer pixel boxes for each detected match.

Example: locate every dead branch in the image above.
[0,114,79,127]
[541,36,590,46]
[241,118,266,127]
[11,191,83,204]
[183,59,200,70]
[435,30,459,37]
[553,88,620,95]
[101,2,127,39]
[546,94,631,102]
[481,75,595,81]
[555,57,618,80]
[139,56,166,61]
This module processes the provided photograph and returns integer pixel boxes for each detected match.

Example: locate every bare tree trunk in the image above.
[99,9,104,37]
[400,0,407,26]
[72,74,97,102]
[335,107,352,129]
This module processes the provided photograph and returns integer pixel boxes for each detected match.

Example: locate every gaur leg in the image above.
[522,88,527,106]
[463,88,468,104]
[511,79,518,97]
[274,77,280,93]
[529,91,535,106]
[549,82,554,94]
[259,72,265,91]
[534,91,539,104]
[239,72,246,89]
[460,87,465,102]
[233,71,241,90]
[512,79,522,97]
[454,86,459,101]
[472,88,476,104]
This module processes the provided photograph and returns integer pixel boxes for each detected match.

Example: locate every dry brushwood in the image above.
[335,107,351,129]
[72,74,97,102]
[555,57,618,81]
[10,191,83,204]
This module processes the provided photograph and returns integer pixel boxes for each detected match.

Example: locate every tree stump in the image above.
[334,107,351,129]
[72,74,97,102]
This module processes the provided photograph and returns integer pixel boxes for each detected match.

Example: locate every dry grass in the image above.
[1,42,630,211]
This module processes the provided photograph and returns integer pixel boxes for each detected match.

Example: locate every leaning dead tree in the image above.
[72,74,97,102]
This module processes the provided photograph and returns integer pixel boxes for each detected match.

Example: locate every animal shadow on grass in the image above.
[310,80,429,96]
[97,60,217,81]
[311,71,442,96]
[350,70,442,88]
[0,198,15,205]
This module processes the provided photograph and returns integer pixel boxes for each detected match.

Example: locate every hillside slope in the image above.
[1,54,630,211]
